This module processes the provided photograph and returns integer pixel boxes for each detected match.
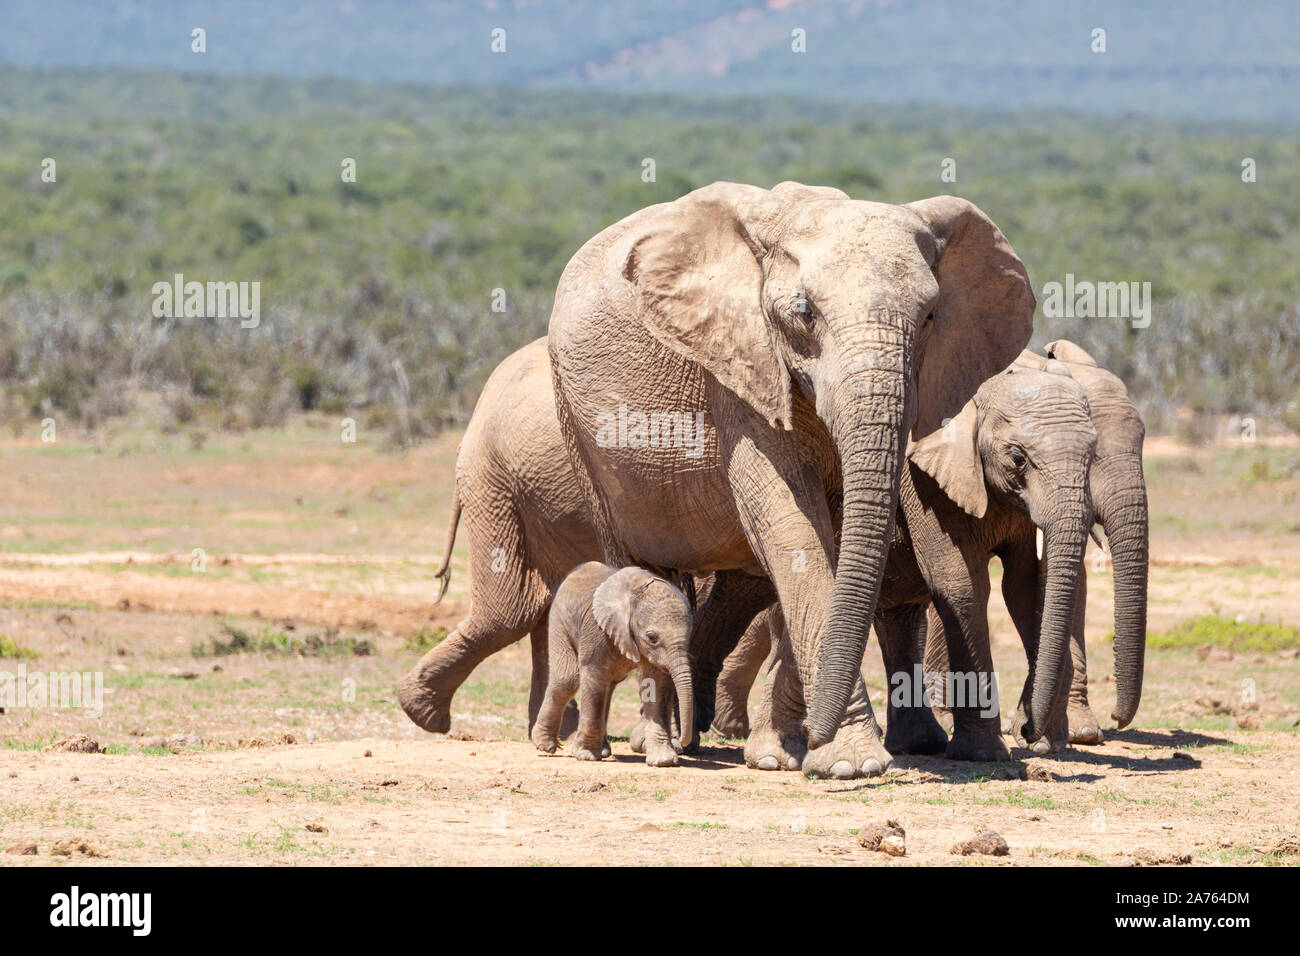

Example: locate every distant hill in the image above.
[2,0,1298,122]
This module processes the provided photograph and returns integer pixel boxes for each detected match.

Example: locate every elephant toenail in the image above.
[862,759,884,776]
[757,756,779,771]
[830,760,855,778]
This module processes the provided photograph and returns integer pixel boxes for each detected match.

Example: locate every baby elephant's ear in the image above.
[593,567,657,662]
[907,399,987,518]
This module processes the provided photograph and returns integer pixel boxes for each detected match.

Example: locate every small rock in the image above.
[636,823,661,832]
[951,828,1009,857]
[1025,763,1055,782]
[1235,714,1261,730]
[858,819,906,856]
[1172,751,1195,761]
[573,780,607,793]
[43,734,102,754]
[5,843,38,856]
[380,779,399,787]
[305,823,327,834]
[363,749,373,758]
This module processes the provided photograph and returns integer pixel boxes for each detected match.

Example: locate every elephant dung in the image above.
[858,820,906,857]
[43,734,102,754]
[951,828,1009,857]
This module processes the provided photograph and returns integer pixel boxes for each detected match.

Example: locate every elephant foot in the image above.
[945,722,1010,762]
[559,701,581,740]
[884,705,949,755]
[572,745,605,761]
[531,727,558,753]
[744,723,806,772]
[801,721,893,779]
[629,718,647,754]
[645,743,679,768]
[1068,701,1104,745]
[1008,705,1070,754]
[397,666,452,734]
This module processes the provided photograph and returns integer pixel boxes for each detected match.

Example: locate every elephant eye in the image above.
[1008,445,1027,468]
[644,631,660,645]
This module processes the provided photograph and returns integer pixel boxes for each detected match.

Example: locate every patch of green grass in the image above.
[192,622,374,658]
[0,634,38,659]
[670,821,727,830]
[402,625,447,653]
[1143,614,1300,652]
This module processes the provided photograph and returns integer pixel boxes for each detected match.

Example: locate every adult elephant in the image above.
[396,338,773,741]
[711,354,1099,760]
[548,181,1037,778]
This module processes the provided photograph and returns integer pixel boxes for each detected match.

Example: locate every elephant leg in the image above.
[878,604,948,755]
[744,609,808,772]
[531,632,579,754]
[640,664,680,767]
[398,611,535,735]
[922,604,954,733]
[721,434,891,780]
[712,608,773,737]
[1066,576,1103,744]
[691,571,776,738]
[527,609,551,735]
[926,558,1008,762]
[398,499,548,733]
[573,669,613,762]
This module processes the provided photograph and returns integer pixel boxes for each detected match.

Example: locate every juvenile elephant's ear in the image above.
[623,182,794,430]
[1044,339,1099,367]
[592,567,658,662]
[907,399,987,519]
[906,196,1036,437]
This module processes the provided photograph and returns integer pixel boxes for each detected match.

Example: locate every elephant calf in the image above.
[531,562,695,767]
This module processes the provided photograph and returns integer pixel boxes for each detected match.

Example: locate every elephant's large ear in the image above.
[770,181,851,201]
[906,196,1036,437]
[907,399,987,518]
[592,567,657,662]
[1044,339,1099,367]
[623,182,794,430]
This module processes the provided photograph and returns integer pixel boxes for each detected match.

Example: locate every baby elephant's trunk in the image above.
[670,660,695,751]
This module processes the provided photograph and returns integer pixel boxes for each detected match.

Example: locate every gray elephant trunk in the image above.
[804,360,910,749]
[670,660,695,751]
[1024,497,1090,742]
[1095,455,1148,728]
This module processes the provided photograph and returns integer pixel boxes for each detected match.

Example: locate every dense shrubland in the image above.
[1,67,1296,443]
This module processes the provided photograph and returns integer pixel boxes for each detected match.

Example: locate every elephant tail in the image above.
[432,488,462,605]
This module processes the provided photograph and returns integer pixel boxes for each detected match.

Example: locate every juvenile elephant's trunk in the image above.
[805,357,910,749]
[1024,501,1090,743]
[670,660,695,751]
[1094,455,1148,728]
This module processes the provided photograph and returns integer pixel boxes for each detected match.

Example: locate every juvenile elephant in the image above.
[532,562,694,767]
[1033,340,1148,743]
[549,181,1037,778]
[713,354,1099,760]
[397,338,772,740]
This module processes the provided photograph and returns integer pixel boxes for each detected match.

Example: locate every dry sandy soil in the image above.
[1,420,1297,866]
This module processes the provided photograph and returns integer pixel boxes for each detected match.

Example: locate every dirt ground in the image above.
[1,417,1297,866]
